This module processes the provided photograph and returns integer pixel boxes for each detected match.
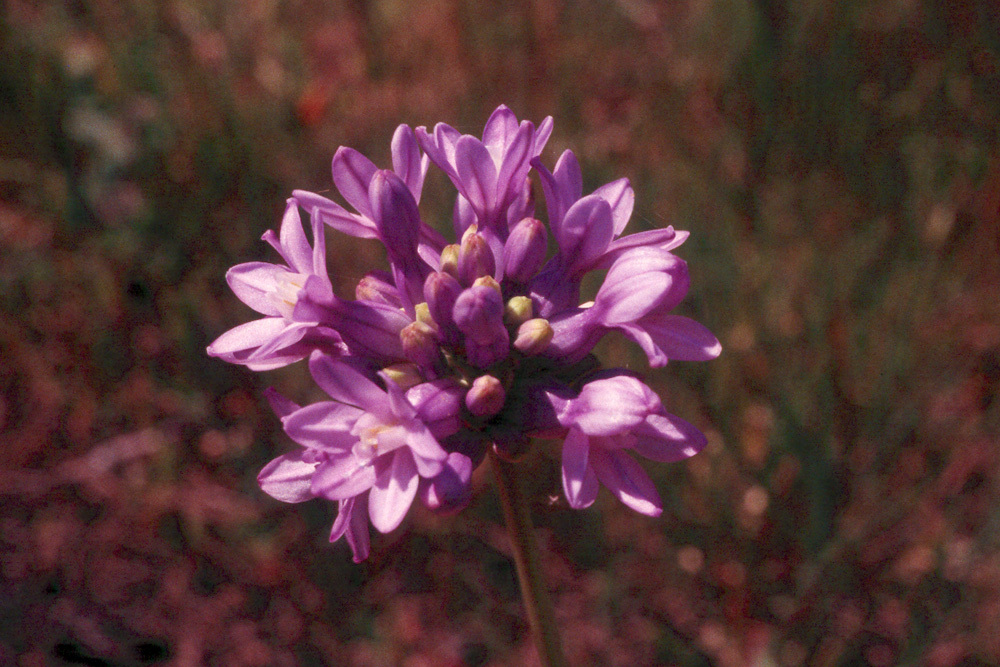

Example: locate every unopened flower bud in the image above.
[414,302,438,331]
[504,296,533,327]
[439,244,460,276]
[400,320,441,369]
[381,363,423,390]
[514,318,553,355]
[465,374,506,417]
[460,224,479,244]
[473,275,501,294]
[503,217,548,283]
[453,285,506,345]
[458,229,495,285]
[424,272,463,345]
[407,379,464,438]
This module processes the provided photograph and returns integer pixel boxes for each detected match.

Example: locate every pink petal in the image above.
[330,496,371,563]
[557,195,614,274]
[532,116,554,155]
[561,428,598,509]
[275,202,314,274]
[590,448,663,517]
[595,228,682,271]
[248,320,312,363]
[591,178,634,237]
[391,124,427,201]
[307,352,386,410]
[367,448,419,533]
[293,190,378,239]
[403,424,448,477]
[331,147,378,219]
[282,402,362,451]
[637,314,722,361]
[207,317,292,361]
[330,495,356,542]
[495,122,533,201]
[615,323,668,367]
[344,495,371,562]
[633,413,707,462]
[311,454,377,501]
[454,135,498,218]
[263,387,300,418]
[225,262,287,316]
[595,272,673,326]
[258,452,318,502]
[482,105,519,161]
[562,375,658,435]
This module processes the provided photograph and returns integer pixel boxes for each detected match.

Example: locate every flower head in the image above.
[211,106,720,560]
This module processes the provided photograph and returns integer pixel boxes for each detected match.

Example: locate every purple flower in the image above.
[530,150,689,316]
[542,243,723,368]
[213,105,721,560]
[206,200,345,370]
[257,352,456,561]
[416,105,553,239]
[549,373,707,515]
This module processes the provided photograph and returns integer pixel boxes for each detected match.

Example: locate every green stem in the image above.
[491,453,568,667]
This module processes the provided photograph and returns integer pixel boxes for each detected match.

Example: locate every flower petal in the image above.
[311,453,377,500]
[591,178,634,237]
[532,115,554,155]
[368,448,419,533]
[633,413,708,462]
[293,190,379,239]
[562,427,598,509]
[263,387,300,419]
[482,105,519,162]
[343,496,371,562]
[590,448,662,517]
[636,314,723,362]
[331,147,377,219]
[420,452,473,513]
[283,401,363,451]
[225,262,287,316]
[330,496,372,563]
[495,121,533,206]
[273,201,313,274]
[207,317,296,364]
[454,135,498,220]
[391,124,428,202]
[258,452,318,502]
[403,423,448,477]
[595,272,673,325]
[247,320,312,363]
[557,195,614,274]
[308,352,386,410]
[559,375,655,436]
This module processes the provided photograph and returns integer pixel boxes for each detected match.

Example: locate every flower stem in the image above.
[491,453,568,667]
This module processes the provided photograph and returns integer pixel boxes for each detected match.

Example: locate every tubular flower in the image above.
[210,107,720,560]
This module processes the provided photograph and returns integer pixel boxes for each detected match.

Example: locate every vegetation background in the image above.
[2,1,999,665]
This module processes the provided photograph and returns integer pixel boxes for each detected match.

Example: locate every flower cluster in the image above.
[208,106,721,562]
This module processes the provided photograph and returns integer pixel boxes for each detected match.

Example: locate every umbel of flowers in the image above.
[208,106,721,563]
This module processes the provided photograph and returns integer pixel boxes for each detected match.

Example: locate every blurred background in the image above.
[2,0,999,665]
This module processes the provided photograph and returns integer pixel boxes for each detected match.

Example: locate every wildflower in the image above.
[548,372,708,516]
[205,200,345,370]
[211,106,720,561]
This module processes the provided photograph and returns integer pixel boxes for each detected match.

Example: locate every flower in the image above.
[257,352,461,562]
[547,372,708,516]
[205,200,345,370]
[211,106,720,560]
